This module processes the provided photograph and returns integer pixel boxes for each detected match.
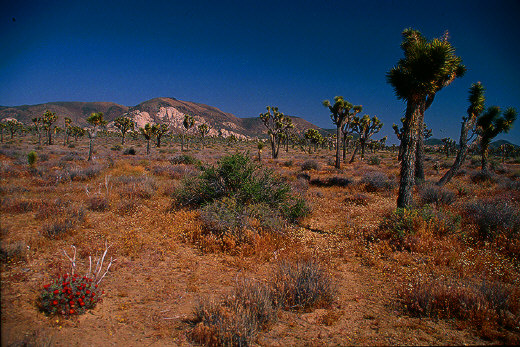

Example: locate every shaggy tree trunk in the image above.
[481,144,490,173]
[335,126,341,169]
[349,145,359,164]
[415,112,425,181]
[397,101,423,208]
[88,138,94,161]
[360,139,366,159]
[146,139,150,155]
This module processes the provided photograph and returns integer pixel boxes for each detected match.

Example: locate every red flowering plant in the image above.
[38,243,114,316]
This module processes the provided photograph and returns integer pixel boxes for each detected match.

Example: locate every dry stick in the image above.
[63,245,77,275]
[95,241,111,280]
[96,256,115,284]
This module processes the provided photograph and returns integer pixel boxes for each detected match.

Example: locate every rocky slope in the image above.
[0,98,321,139]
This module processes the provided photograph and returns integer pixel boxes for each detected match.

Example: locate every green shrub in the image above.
[110,144,122,151]
[170,154,200,165]
[368,156,381,165]
[27,151,38,166]
[301,160,320,171]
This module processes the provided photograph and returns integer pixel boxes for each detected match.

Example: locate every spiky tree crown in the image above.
[387,28,465,101]
[87,112,105,126]
[323,96,362,126]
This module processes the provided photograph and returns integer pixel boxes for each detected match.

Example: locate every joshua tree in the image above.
[441,137,457,158]
[5,120,21,140]
[86,112,106,161]
[198,123,211,149]
[32,117,43,145]
[499,143,515,163]
[71,125,85,142]
[154,123,169,148]
[257,141,264,162]
[114,116,134,145]
[63,117,72,146]
[387,28,465,207]
[476,106,516,173]
[140,123,156,155]
[259,106,293,159]
[41,110,58,145]
[323,96,362,169]
[349,115,383,163]
[304,128,323,154]
[181,114,194,151]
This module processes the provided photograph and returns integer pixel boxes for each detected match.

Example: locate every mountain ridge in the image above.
[0,98,321,139]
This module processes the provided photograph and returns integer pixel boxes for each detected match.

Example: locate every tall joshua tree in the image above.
[387,28,465,207]
[181,114,194,151]
[259,106,292,159]
[476,106,516,173]
[323,96,362,169]
[349,115,383,163]
[198,123,211,149]
[114,116,134,145]
[87,112,106,161]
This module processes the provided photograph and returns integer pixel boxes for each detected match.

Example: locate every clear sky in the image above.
[2,0,519,144]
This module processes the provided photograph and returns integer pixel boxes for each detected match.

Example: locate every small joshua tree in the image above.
[114,116,134,145]
[140,123,156,155]
[42,110,58,145]
[304,128,323,154]
[441,137,457,158]
[154,123,169,148]
[63,117,72,146]
[259,106,293,159]
[323,96,362,169]
[198,123,211,149]
[86,112,106,161]
[182,114,194,151]
[257,141,264,162]
[349,114,383,163]
[476,106,516,173]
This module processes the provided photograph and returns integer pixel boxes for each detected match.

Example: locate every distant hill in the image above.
[425,138,443,146]
[425,137,518,148]
[489,139,519,149]
[0,98,323,139]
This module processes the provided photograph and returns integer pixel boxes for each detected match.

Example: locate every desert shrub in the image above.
[471,170,496,184]
[27,151,38,166]
[272,258,335,310]
[401,278,519,342]
[282,160,293,167]
[86,195,110,212]
[60,152,80,162]
[301,160,320,171]
[174,153,291,208]
[39,273,102,316]
[116,175,157,200]
[0,197,39,213]
[281,198,310,223]
[368,156,381,165]
[466,199,520,240]
[310,177,353,187]
[361,171,395,192]
[345,193,370,206]
[420,205,462,236]
[418,183,456,206]
[39,203,85,238]
[123,147,136,155]
[199,197,285,244]
[378,208,425,251]
[110,144,122,151]
[170,154,200,165]
[192,279,276,346]
[0,241,28,264]
[69,165,102,181]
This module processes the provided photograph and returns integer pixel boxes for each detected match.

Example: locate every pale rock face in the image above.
[126,106,249,139]
[1,117,21,123]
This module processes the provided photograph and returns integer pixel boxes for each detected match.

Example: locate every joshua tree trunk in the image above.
[437,116,477,186]
[397,101,423,208]
[360,139,366,159]
[335,126,341,168]
[342,136,349,161]
[415,112,425,181]
[88,137,94,161]
[146,139,150,155]
[349,145,359,164]
[481,143,490,173]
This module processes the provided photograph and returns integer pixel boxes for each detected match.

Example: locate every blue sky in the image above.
[1,0,519,144]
